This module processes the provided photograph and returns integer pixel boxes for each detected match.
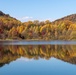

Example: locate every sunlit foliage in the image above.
[0,11,76,40]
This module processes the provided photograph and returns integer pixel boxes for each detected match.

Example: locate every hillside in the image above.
[53,14,76,24]
[0,11,21,29]
[0,11,76,40]
[0,11,21,39]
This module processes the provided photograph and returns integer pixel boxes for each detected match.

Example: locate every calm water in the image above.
[0,41,76,75]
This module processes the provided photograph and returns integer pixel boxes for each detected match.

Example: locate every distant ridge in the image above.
[0,11,76,23]
[53,14,76,23]
[0,11,9,17]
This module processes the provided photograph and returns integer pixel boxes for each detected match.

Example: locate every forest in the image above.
[0,11,76,40]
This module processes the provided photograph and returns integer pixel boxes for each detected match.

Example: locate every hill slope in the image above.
[53,14,76,24]
[0,11,21,39]
[0,11,76,40]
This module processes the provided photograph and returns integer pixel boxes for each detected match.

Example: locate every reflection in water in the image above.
[0,45,76,67]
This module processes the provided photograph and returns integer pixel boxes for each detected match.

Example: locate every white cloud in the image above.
[17,16,33,22]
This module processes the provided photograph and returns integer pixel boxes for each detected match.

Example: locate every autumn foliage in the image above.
[0,11,76,40]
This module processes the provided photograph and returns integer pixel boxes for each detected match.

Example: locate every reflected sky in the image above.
[0,57,76,75]
[0,44,76,75]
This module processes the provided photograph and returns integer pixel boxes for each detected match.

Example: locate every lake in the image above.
[0,41,76,75]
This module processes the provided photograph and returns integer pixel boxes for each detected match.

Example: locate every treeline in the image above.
[0,45,76,67]
[0,11,76,40]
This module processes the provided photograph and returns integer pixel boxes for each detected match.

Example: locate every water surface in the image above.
[0,41,76,75]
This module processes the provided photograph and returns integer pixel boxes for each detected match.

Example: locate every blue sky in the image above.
[0,0,76,22]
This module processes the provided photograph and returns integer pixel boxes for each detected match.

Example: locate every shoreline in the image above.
[0,39,76,42]
[0,40,76,45]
